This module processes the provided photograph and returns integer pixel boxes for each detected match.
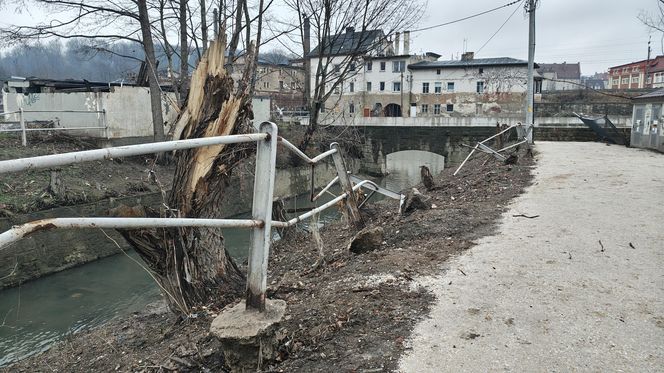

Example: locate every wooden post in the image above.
[330,142,363,229]
[246,121,278,312]
[19,108,27,147]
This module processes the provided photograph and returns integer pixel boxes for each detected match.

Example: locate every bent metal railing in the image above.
[0,121,402,313]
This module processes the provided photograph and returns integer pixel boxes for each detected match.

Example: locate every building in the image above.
[581,73,608,90]
[631,88,664,152]
[607,56,664,89]
[229,54,305,113]
[537,62,581,91]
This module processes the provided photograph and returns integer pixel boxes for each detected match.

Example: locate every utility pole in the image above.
[645,36,652,89]
[525,0,536,144]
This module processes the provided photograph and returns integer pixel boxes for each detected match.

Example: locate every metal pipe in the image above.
[453,145,478,176]
[277,136,337,164]
[272,180,376,228]
[497,139,528,153]
[0,133,268,173]
[0,217,263,250]
[0,111,20,116]
[20,110,105,114]
[479,124,517,145]
[0,126,107,133]
[312,176,339,202]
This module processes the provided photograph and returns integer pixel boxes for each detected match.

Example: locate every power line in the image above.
[477,0,524,54]
[410,0,522,33]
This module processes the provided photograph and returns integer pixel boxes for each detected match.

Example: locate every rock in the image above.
[504,154,518,165]
[348,226,384,254]
[401,188,432,215]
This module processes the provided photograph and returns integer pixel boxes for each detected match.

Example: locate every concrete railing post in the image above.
[246,121,278,312]
[19,108,27,147]
[330,142,363,229]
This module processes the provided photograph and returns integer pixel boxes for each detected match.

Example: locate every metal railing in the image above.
[0,108,107,146]
[0,121,402,313]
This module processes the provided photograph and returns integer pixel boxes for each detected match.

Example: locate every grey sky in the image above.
[0,0,660,76]
[410,0,660,75]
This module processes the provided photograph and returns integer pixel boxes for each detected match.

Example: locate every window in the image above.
[422,82,430,93]
[350,62,356,71]
[447,82,455,92]
[436,69,441,75]
[291,82,296,90]
[613,78,620,85]
[380,81,385,91]
[333,64,340,73]
[476,81,484,94]
[349,82,355,92]
[279,80,284,90]
[633,66,639,72]
[392,60,405,72]
[433,104,441,115]
[434,82,442,94]
[479,68,484,74]
[367,62,373,71]
[380,61,386,71]
[446,104,454,112]
[366,82,372,91]
[632,76,640,84]
[421,104,429,114]
[622,77,629,84]
[262,81,270,89]
[476,103,483,115]
[393,82,401,92]
[349,103,355,114]
[333,85,340,94]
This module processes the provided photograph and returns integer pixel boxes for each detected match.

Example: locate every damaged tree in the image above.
[113,36,258,314]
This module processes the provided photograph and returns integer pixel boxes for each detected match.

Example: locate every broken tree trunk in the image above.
[114,36,258,314]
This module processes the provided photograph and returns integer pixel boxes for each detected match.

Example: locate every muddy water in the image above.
[0,150,444,367]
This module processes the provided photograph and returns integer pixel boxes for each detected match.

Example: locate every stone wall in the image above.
[533,126,631,142]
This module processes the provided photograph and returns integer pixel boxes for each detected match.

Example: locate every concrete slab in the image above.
[399,142,664,372]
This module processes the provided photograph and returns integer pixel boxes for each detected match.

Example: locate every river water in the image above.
[0,150,445,366]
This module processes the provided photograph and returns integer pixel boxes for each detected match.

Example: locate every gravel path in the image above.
[399,142,664,372]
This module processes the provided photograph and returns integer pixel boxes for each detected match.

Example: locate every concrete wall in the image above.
[0,163,339,289]
[2,87,178,139]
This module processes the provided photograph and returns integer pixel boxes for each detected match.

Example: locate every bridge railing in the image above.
[0,121,402,312]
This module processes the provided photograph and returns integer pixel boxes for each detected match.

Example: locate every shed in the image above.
[631,89,664,152]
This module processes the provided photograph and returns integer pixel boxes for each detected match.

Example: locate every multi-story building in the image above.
[608,56,664,89]
[537,62,581,91]
[307,28,538,120]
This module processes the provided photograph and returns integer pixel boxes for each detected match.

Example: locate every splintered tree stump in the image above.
[348,226,384,254]
[402,188,432,215]
[420,165,435,191]
[113,35,258,314]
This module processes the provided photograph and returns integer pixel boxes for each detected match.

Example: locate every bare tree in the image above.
[283,0,426,150]
[639,0,664,53]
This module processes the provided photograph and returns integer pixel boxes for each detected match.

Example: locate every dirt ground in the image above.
[2,145,534,372]
[0,133,175,215]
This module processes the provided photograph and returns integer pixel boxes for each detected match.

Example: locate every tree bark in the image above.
[180,0,190,97]
[138,0,165,142]
[115,36,257,314]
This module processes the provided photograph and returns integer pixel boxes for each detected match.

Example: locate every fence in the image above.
[0,121,402,312]
[0,108,107,146]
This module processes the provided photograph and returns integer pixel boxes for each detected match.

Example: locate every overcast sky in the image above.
[0,0,660,76]
[409,0,660,75]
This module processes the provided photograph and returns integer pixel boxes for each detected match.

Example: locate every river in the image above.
[0,150,445,366]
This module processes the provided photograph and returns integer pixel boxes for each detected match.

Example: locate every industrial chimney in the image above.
[403,31,411,55]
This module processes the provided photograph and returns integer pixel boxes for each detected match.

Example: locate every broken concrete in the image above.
[402,188,432,215]
[210,299,286,372]
[348,226,384,254]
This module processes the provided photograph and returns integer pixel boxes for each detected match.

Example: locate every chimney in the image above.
[346,26,355,34]
[403,31,410,55]
[461,51,474,61]
[303,14,311,106]
[395,32,401,55]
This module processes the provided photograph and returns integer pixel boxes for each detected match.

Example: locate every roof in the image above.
[634,88,664,100]
[308,29,385,57]
[537,63,581,80]
[408,57,532,70]
[608,56,664,70]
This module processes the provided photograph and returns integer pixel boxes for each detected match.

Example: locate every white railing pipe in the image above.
[0,217,263,250]
[0,133,268,173]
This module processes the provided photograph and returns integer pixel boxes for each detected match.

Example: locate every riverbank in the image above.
[3,147,534,372]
